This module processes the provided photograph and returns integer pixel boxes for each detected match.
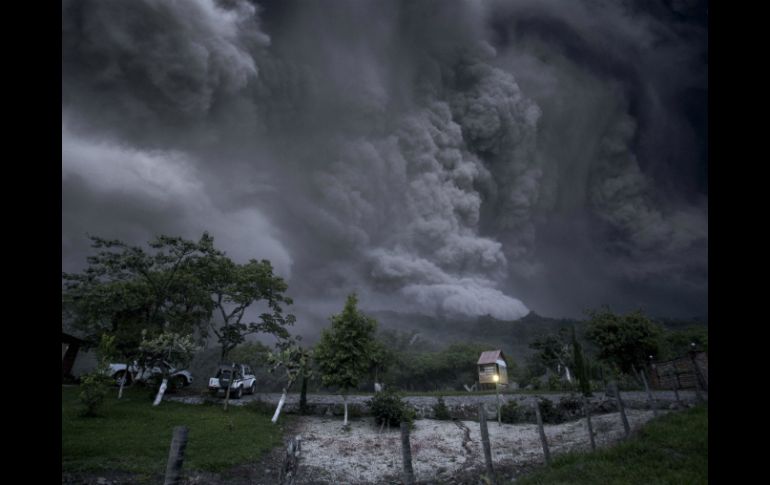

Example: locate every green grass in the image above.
[513,405,708,485]
[62,385,286,478]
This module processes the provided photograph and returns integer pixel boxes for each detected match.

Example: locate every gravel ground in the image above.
[291,410,659,484]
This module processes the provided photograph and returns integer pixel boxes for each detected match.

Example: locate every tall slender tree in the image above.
[571,326,592,396]
[314,294,377,427]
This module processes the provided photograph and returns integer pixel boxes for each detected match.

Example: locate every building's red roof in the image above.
[477,350,505,365]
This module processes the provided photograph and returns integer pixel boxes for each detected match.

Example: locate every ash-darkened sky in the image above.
[62,0,707,329]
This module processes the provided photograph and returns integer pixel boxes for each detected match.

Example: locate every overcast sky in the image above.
[62,0,708,330]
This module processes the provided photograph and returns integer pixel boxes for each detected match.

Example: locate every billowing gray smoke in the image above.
[62,0,708,326]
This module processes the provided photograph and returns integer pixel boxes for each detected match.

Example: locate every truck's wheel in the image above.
[232,387,242,399]
[250,382,257,395]
[171,375,187,392]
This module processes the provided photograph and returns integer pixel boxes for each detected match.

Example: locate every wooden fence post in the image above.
[670,369,682,406]
[689,362,705,403]
[689,352,708,399]
[582,397,596,451]
[400,422,415,485]
[279,435,302,485]
[478,403,495,480]
[612,382,630,438]
[163,426,188,485]
[534,400,551,465]
[640,369,658,417]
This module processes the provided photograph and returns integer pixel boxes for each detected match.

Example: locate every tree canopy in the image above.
[529,328,572,378]
[584,306,663,375]
[62,234,216,357]
[314,293,377,393]
[197,254,296,361]
[62,233,295,364]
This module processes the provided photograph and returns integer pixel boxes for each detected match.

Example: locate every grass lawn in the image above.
[62,385,287,478]
[513,404,708,485]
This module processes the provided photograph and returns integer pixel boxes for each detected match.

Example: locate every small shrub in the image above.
[78,334,115,417]
[500,400,521,424]
[78,372,111,417]
[538,398,561,424]
[554,395,583,422]
[369,388,413,427]
[558,395,582,413]
[433,397,451,420]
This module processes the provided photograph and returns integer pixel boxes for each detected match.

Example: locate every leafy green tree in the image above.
[571,326,592,396]
[530,329,573,383]
[62,234,217,363]
[369,339,393,391]
[267,338,313,423]
[584,306,662,382]
[63,233,296,395]
[228,341,273,371]
[659,326,708,360]
[197,255,296,361]
[137,330,199,406]
[314,293,377,426]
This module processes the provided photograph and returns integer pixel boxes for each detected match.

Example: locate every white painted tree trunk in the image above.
[272,388,288,424]
[153,378,168,406]
[565,366,573,383]
[343,395,349,426]
[118,374,126,399]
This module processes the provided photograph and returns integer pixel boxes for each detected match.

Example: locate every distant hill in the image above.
[370,310,707,366]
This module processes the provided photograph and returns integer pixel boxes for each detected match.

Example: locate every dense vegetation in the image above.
[62,233,706,400]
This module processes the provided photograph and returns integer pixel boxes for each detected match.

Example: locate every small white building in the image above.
[477,349,508,389]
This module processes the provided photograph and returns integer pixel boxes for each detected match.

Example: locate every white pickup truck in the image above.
[109,361,193,389]
[208,363,257,399]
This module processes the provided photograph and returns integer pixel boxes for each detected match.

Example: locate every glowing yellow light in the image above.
[493,374,499,383]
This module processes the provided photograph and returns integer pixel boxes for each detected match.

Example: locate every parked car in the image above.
[109,361,193,389]
[208,363,257,398]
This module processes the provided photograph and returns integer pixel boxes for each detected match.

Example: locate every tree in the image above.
[62,233,297,400]
[137,330,199,406]
[197,255,296,362]
[62,234,216,364]
[529,329,573,383]
[78,334,117,417]
[584,306,662,382]
[659,326,708,360]
[314,293,378,426]
[368,339,393,391]
[267,338,312,423]
[571,326,592,396]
